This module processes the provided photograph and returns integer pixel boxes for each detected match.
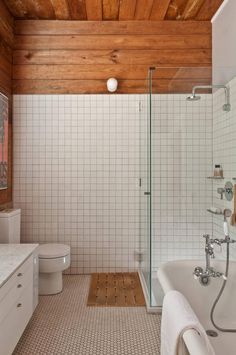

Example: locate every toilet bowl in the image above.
[38,244,70,295]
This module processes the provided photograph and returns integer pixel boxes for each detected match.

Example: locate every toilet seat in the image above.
[38,244,70,259]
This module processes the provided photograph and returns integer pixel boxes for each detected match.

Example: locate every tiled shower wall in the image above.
[213,76,236,259]
[13,93,213,274]
[150,94,213,270]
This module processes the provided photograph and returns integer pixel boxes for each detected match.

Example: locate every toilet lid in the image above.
[38,244,70,258]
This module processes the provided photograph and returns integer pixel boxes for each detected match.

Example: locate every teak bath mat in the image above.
[87,272,145,307]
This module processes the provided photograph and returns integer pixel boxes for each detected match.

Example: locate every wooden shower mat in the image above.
[87,272,146,307]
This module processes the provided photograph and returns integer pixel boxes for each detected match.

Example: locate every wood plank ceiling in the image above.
[3,0,223,21]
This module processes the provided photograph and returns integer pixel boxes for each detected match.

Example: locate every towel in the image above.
[161,290,215,355]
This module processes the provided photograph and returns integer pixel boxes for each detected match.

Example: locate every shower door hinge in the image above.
[134,250,143,263]
[139,178,142,187]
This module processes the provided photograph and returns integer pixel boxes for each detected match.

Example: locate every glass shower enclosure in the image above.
[139,67,213,310]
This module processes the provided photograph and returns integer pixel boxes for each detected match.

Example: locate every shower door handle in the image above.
[144,192,150,195]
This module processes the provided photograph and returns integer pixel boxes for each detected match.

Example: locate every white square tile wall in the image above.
[212,76,236,259]
[13,95,141,273]
[13,93,213,274]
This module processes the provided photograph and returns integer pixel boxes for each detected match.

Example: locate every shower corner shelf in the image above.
[206,176,224,180]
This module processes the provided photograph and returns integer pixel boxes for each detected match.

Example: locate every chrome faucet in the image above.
[194,209,236,286]
[193,234,224,285]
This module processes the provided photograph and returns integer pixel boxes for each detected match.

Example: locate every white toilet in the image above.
[0,208,71,296]
[38,243,70,295]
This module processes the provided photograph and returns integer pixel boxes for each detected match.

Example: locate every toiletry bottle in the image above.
[214,164,223,177]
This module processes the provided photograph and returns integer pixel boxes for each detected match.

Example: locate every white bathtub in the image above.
[157,259,236,355]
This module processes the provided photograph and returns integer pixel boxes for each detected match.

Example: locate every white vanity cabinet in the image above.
[0,252,38,355]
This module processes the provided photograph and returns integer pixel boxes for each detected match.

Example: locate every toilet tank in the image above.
[0,209,21,243]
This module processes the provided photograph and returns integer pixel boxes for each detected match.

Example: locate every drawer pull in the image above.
[17,303,22,308]
[17,273,23,277]
[17,284,22,288]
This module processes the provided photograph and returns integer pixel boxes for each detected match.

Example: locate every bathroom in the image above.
[0,0,236,354]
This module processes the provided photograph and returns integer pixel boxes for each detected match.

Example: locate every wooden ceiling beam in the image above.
[196,0,224,20]
[134,0,154,20]
[23,0,56,19]
[165,0,187,20]
[181,0,205,20]
[119,0,137,20]
[86,0,102,20]
[3,0,28,18]
[67,0,87,20]
[102,0,120,20]
[50,0,70,19]
[150,0,171,20]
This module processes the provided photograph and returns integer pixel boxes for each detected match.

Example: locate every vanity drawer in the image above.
[0,282,33,355]
[0,256,33,325]
[11,254,33,290]
[0,255,33,302]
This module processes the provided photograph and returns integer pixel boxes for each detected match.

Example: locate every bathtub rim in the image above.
[157,259,219,355]
[157,258,236,293]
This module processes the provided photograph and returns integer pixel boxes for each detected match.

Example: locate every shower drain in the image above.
[206,330,218,337]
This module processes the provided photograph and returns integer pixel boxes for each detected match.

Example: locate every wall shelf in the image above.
[207,176,224,180]
[207,208,223,215]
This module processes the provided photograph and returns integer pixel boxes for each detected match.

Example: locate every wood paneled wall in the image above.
[0,0,13,205]
[13,20,212,94]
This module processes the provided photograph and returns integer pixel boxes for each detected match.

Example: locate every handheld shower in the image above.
[223,208,231,238]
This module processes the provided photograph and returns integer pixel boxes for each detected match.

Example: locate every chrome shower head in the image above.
[186,94,201,101]
[186,85,231,112]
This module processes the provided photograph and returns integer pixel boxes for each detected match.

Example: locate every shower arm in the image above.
[191,85,230,108]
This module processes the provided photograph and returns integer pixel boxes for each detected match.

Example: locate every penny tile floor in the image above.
[14,275,161,355]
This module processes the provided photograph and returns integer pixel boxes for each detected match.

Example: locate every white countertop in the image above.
[0,244,38,288]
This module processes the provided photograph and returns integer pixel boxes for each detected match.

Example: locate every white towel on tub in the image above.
[161,290,215,355]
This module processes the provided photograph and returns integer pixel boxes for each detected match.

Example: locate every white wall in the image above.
[13,95,141,274]
[212,0,236,85]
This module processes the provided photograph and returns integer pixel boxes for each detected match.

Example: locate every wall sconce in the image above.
[107,78,118,92]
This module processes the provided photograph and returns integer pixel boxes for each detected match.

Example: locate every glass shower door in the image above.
[139,68,154,308]
[140,66,214,310]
